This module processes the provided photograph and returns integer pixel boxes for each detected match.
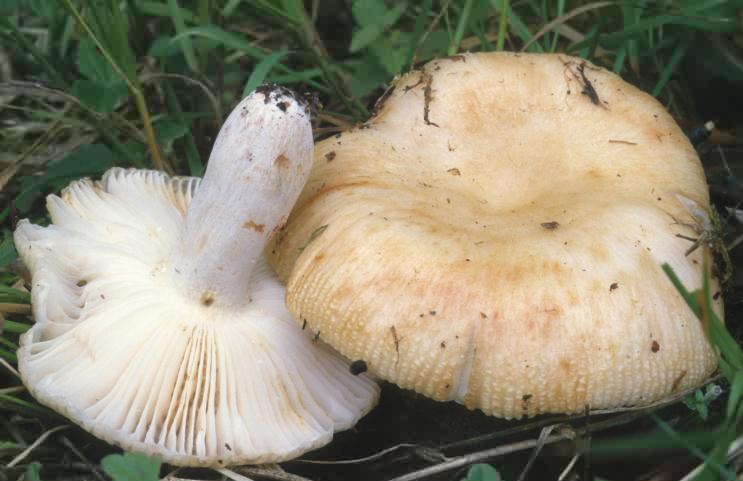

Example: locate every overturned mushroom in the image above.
[14,86,378,466]
[270,53,721,418]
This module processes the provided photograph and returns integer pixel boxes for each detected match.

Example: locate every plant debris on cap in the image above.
[269,53,721,419]
[14,85,378,466]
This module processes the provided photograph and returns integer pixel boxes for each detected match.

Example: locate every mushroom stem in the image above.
[170,86,313,307]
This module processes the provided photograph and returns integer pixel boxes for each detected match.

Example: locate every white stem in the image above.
[170,86,313,307]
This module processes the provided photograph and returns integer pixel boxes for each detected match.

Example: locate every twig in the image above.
[1,414,27,444]
[291,379,718,479]
[60,435,107,481]
[312,126,344,136]
[140,72,223,125]
[0,356,20,378]
[726,232,743,251]
[0,81,147,144]
[392,410,698,481]
[558,453,580,481]
[0,386,25,395]
[7,425,68,467]
[235,464,315,481]
[443,377,719,451]
[386,434,569,481]
[294,443,423,465]
[516,424,573,481]
[216,468,255,481]
[316,112,354,130]
[0,114,66,191]
[0,302,31,315]
[409,0,452,68]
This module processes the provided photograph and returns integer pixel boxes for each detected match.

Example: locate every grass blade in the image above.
[651,34,692,97]
[243,50,290,95]
[490,0,543,52]
[172,25,328,92]
[162,83,203,176]
[1,319,30,334]
[168,0,199,72]
[521,1,615,53]
[612,46,627,73]
[448,0,474,55]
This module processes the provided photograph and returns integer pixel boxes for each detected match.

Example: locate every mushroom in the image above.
[269,53,722,419]
[14,86,379,466]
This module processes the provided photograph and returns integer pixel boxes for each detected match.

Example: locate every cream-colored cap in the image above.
[270,52,720,418]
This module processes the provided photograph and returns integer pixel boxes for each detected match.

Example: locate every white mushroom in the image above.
[14,86,379,466]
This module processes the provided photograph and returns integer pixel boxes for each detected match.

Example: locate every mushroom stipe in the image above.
[14,86,379,466]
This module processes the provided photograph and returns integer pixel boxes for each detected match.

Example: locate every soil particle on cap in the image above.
[541,221,560,230]
[403,78,424,93]
[298,224,329,253]
[447,168,461,176]
[522,394,533,412]
[609,282,619,291]
[254,84,310,114]
[651,340,660,353]
[390,326,402,364]
[422,70,439,127]
[561,59,606,107]
[577,62,601,105]
[444,54,466,62]
[672,370,687,391]
[372,84,396,115]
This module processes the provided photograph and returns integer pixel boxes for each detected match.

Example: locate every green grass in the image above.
[1,0,743,480]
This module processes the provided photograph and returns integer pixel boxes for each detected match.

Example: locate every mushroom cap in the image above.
[15,167,378,466]
[269,52,721,418]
